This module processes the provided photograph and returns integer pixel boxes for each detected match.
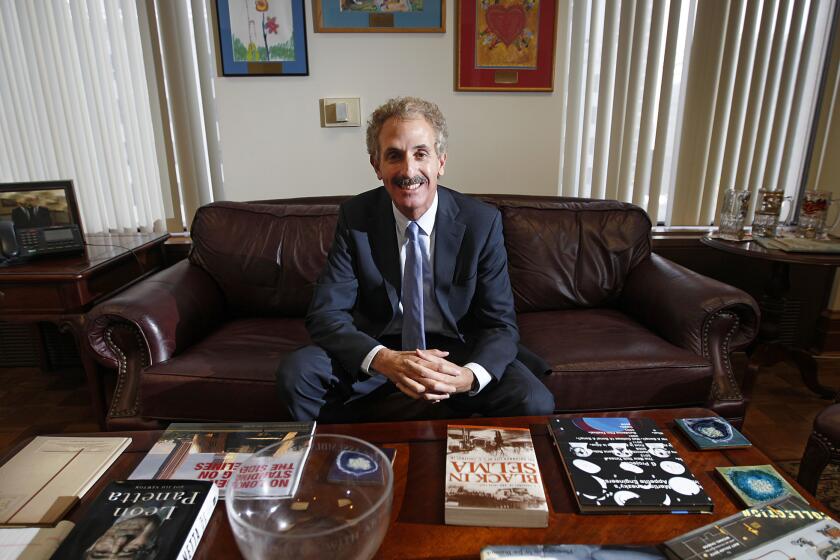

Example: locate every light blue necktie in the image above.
[402,221,426,350]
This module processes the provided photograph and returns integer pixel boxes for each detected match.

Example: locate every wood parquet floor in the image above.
[1,355,839,462]
[741,354,840,461]
[0,366,98,452]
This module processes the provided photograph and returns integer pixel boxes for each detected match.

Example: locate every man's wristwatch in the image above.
[470,374,480,394]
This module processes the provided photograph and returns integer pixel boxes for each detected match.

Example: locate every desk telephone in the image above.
[0,222,84,263]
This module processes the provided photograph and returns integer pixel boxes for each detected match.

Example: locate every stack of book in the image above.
[0,421,316,559]
[473,414,837,560]
[0,436,131,526]
[0,411,830,559]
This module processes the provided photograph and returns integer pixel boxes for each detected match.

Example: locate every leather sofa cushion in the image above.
[190,202,339,317]
[140,318,309,421]
[518,309,712,411]
[500,201,651,311]
[136,309,712,423]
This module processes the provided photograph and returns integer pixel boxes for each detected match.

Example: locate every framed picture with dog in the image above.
[313,0,445,32]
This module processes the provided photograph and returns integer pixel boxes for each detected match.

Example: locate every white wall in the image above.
[213,1,565,201]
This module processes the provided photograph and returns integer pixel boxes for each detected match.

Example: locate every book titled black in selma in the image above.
[51,480,218,560]
[549,417,713,514]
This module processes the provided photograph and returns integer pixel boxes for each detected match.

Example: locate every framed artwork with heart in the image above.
[313,0,445,33]
[456,0,557,91]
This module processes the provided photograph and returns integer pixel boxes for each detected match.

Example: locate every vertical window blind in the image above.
[1,1,835,231]
[556,0,836,226]
[0,0,167,233]
[147,0,224,230]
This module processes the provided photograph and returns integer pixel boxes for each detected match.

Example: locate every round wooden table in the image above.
[701,236,840,398]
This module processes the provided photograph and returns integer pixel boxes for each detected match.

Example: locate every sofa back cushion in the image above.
[189,196,651,317]
[481,197,651,311]
[190,201,339,317]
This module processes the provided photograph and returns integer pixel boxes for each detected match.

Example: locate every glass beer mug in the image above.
[797,190,840,239]
[752,189,792,238]
[717,188,751,240]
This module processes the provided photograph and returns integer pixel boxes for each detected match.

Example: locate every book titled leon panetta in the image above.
[51,480,218,560]
[444,425,548,528]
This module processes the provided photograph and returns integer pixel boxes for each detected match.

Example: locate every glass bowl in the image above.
[225,434,393,560]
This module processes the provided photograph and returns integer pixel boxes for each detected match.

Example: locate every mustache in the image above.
[393,175,426,187]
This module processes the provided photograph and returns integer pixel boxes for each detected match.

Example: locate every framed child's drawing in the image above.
[214,0,309,76]
[314,0,445,33]
[456,0,557,91]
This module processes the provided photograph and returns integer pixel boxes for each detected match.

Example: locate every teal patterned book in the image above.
[716,464,804,507]
[675,417,751,450]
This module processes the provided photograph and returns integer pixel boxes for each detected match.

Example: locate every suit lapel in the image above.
[369,188,401,315]
[434,188,465,335]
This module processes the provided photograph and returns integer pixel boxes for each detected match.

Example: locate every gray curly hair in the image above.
[366,97,448,161]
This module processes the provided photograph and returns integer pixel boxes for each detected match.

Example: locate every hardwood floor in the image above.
[0,366,98,451]
[1,355,839,463]
[742,354,840,461]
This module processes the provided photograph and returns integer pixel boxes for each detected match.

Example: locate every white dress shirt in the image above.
[360,193,492,395]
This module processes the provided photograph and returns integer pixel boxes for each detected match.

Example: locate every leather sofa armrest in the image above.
[620,253,760,356]
[87,259,226,369]
[620,254,760,424]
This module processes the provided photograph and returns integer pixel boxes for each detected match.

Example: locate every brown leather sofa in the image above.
[86,195,759,430]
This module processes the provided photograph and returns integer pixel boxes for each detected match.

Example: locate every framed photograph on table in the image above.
[0,180,84,234]
[456,0,557,91]
[214,0,309,76]
[313,0,445,33]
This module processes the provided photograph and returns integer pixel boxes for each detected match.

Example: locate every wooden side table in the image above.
[0,232,170,426]
[701,236,840,398]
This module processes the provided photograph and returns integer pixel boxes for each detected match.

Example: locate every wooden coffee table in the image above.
[4,408,827,559]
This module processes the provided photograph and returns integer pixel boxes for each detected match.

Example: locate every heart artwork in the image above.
[485,4,527,46]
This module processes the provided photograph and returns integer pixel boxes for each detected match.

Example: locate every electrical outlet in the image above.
[320,98,361,128]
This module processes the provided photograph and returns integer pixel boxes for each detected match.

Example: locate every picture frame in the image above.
[456,0,557,92]
[0,180,85,237]
[313,0,445,33]
[214,0,309,76]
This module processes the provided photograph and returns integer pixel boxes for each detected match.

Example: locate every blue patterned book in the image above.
[716,464,804,507]
[675,417,751,450]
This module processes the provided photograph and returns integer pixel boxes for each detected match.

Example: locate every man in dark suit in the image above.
[11,195,52,228]
[277,97,554,422]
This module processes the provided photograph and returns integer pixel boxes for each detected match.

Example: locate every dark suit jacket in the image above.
[31,206,52,227]
[11,206,52,228]
[11,207,30,229]
[306,186,520,382]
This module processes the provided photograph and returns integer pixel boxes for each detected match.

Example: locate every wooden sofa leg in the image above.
[798,433,833,495]
[798,403,840,496]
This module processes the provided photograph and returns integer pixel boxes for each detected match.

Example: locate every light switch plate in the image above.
[320,97,361,128]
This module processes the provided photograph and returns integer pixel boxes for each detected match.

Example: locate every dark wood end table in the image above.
[0,232,170,426]
[701,235,840,398]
